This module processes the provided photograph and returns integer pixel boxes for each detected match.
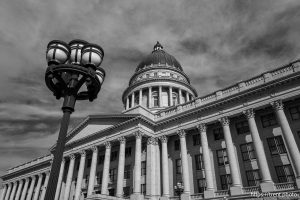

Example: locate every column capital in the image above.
[147,137,156,145]
[62,157,66,163]
[271,99,284,110]
[219,116,230,126]
[243,108,255,119]
[79,150,86,157]
[38,173,43,178]
[90,146,98,152]
[45,171,50,176]
[104,141,111,149]
[69,154,76,160]
[118,136,126,144]
[177,129,186,138]
[197,123,207,132]
[25,177,30,182]
[31,176,36,180]
[134,130,143,139]
[159,135,168,143]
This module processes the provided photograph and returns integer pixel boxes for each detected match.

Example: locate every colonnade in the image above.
[2,100,300,199]
[125,86,193,109]
[1,172,50,200]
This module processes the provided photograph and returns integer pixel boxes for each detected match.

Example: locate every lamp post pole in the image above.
[44,40,105,200]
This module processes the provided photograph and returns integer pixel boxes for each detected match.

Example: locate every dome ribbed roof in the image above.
[135,42,183,72]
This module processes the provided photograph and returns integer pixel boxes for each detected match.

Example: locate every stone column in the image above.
[54,158,65,200]
[88,146,98,195]
[197,124,214,198]
[126,98,129,110]
[4,183,12,200]
[26,176,36,200]
[116,137,126,197]
[169,87,173,106]
[33,174,43,200]
[243,109,274,192]
[148,87,152,108]
[139,89,143,106]
[0,184,7,200]
[186,92,190,102]
[146,137,156,196]
[271,100,300,188]
[20,178,29,200]
[131,93,135,108]
[177,130,190,194]
[74,150,86,200]
[159,136,170,197]
[63,154,75,200]
[40,172,50,200]
[101,142,111,195]
[155,140,161,196]
[15,180,24,200]
[8,182,17,200]
[219,117,242,195]
[133,131,142,195]
[178,89,183,104]
[159,86,162,107]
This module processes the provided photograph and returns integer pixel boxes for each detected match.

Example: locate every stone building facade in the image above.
[1,42,300,200]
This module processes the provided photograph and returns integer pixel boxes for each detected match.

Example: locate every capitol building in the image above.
[1,42,300,200]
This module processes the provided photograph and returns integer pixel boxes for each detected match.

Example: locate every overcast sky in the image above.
[0,0,300,178]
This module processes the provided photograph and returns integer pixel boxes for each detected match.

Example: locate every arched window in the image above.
[152,91,159,107]
[172,92,178,106]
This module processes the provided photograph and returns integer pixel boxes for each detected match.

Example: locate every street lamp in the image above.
[174,182,184,200]
[44,39,105,200]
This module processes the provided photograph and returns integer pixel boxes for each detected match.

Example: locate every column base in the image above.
[130,193,144,200]
[296,177,300,189]
[229,186,243,196]
[260,181,275,192]
[203,190,215,198]
[180,193,190,200]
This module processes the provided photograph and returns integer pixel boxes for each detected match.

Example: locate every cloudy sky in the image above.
[0,0,300,177]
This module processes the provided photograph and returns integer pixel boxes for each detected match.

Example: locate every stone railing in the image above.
[7,154,52,174]
[274,182,296,191]
[242,186,261,194]
[214,190,229,197]
[190,193,204,199]
[155,60,300,120]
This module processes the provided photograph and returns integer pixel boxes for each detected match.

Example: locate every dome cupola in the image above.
[122,42,197,112]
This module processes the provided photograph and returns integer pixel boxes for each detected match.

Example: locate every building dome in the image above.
[135,42,183,72]
[123,42,197,112]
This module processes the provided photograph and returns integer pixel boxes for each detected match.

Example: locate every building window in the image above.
[246,170,261,186]
[87,158,91,168]
[235,121,250,135]
[267,136,287,155]
[125,147,132,158]
[213,128,224,140]
[85,175,89,185]
[98,155,105,165]
[220,174,232,190]
[76,162,80,170]
[124,165,131,179]
[152,91,159,107]
[289,105,300,120]
[261,113,277,128]
[123,186,130,197]
[275,165,295,183]
[97,171,102,185]
[110,151,118,162]
[134,92,139,106]
[197,179,206,193]
[174,139,180,151]
[109,168,117,182]
[240,143,256,161]
[217,149,229,166]
[195,154,204,170]
[176,159,182,174]
[141,184,146,195]
[172,92,178,106]
[142,142,147,152]
[193,134,201,146]
[141,161,146,175]
[108,188,115,196]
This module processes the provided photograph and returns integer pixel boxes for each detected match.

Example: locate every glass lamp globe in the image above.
[46,40,70,66]
[95,68,105,85]
[81,43,104,69]
[68,39,88,65]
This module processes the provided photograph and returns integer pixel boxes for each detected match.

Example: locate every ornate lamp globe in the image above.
[68,39,88,65]
[46,40,70,66]
[81,43,104,69]
[96,68,105,85]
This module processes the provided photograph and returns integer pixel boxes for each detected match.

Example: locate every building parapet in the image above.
[155,60,300,120]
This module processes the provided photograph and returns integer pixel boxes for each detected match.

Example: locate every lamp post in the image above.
[44,39,105,200]
[174,182,184,200]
